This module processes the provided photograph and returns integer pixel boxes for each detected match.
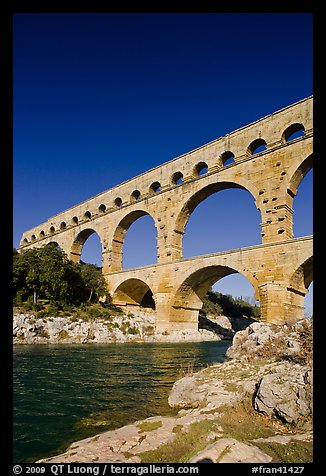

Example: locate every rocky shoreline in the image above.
[13,311,252,344]
[35,317,313,464]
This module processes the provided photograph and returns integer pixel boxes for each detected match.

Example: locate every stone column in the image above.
[284,287,307,323]
[69,250,81,263]
[258,282,288,324]
[258,185,294,244]
[155,292,175,332]
[156,209,183,264]
[107,238,123,272]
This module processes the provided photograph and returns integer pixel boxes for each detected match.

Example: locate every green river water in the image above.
[13,341,230,463]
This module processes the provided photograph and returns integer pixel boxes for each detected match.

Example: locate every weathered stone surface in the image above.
[253,364,312,424]
[168,361,242,410]
[189,438,272,463]
[251,431,313,445]
[226,317,313,363]
[19,97,313,331]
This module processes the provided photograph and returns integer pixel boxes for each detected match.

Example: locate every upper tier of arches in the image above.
[21,117,311,246]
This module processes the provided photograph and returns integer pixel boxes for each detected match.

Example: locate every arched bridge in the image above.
[19,96,313,331]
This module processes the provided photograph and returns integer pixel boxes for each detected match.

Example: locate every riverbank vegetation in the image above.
[202,290,260,319]
[13,245,260,320]
[13,245,111,313]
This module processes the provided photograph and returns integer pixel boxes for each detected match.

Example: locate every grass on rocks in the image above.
[254,440,313,463]
[139,419,218,463]
[137,421,163,432]
[215,397,277,441]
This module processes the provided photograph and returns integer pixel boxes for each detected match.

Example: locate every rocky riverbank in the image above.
[36,317,313,464]
[13,311,253,344]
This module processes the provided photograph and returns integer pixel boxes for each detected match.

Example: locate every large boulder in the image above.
[253,363,312,424]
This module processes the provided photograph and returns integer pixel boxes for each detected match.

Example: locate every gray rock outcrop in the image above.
[253,364,312,423]
[226,317,312,364]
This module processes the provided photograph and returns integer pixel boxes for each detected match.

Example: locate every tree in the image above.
[13,244,108,307]
[13,248,42,303]
[80,263,107,302]
[37,244,70,304]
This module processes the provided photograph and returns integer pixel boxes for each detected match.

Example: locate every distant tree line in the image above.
[13,244,108,310]
[202,290,260,319]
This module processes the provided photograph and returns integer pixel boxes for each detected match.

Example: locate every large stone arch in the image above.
[110,210,157,272]
[285,255,313,321]
[170,264,258,327]
[70,227,104,264]
[286,153,313,200]
[287,256,313,296]
[283,153,313,240]
[112,278,156,309]
[173,181,260,258]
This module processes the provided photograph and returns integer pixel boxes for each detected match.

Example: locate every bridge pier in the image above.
[258,282,289,324]
[284,287,308,322]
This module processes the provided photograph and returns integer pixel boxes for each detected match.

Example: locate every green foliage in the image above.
[137,421,163,432]
[216,397,275,441]
[139,419,218,463]
[254,440,313,463]
[202,290,260,318]
[13,245,109,308]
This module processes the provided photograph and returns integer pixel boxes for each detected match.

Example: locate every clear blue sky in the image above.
[13,13,313,314]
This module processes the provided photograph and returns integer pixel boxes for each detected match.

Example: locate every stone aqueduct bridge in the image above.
[19,96,313,331]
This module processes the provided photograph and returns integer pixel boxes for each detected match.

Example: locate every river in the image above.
[13,341,230,463]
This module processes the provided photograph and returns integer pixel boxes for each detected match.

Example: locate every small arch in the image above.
[247,138,267,156]
[220,151,235,166]
[40,230,45,237]
[72,216,79,224]
[46,241,60,249]
[98,204,106,213]
[31,234,36,241]
[282,123,305,143]
[149,181,161,194]
[131,190,141,202]
[172,171,183,185]
[193,162,208,177]
[84,211,91,220]
[114,197,123,208]
[60,221,66,230]
[112,278,155,309]
[23,238,28,243]
[49,226,55,234]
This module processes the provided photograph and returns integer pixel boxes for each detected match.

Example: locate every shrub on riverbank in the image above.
[13,245,108,307]
[14,302,124,321]
[202,290,260,319]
